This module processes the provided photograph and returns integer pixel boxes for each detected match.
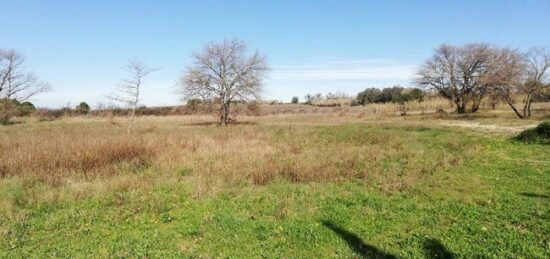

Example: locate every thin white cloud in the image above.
[265,59,418,101]
[270,59,415,82]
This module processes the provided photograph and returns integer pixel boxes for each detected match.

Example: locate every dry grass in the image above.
[1,102,547,200]
[0,111,495,199]
[256,97,455,117]
[0,136,150,180]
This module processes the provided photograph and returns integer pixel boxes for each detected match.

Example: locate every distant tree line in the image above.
[356,86,424,106]
[301,92,350,106]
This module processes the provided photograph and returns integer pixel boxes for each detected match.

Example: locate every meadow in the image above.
[0,104,549,258]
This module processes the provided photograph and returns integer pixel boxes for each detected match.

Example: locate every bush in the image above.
[246,101,262,116]
[356,88,382,105]
[0,99,38,124]
[304,93,322,105]
[291,96,299,104]
[514,121,550,145]
[0,99,18,124]
[532,86,550,103]
[33,109,66,121]
[75,102,91,114]
[19,102,37,116]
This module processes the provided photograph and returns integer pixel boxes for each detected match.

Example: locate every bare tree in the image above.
[108,61,156,133]
[0,49,50,102]
[180,39,269,125]
[303,93,322,105]
[498,48,549,118]
[416,44,493,113]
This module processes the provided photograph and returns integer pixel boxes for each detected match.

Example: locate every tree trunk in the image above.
[503,97,525,119]
[471,95,483,113]
[456,99,466,113]
[499,88,526,119]
[219,106,226,126]
[219,102,230,126]
[128,105,136,134]
[523,93,533,119]
[224,105,230,124]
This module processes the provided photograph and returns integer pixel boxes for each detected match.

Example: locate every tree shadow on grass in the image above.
[422,238,456,259]
[519,192,550,199]
[322,220,397,259]
[0,120,24,126]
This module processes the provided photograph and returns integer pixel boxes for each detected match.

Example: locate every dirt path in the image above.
[439,120,537,133]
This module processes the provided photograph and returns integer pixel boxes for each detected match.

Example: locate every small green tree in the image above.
[356,88,382,105]
[407,88,425,102]
[382,86,405,103]
[18,101,36,116]
[75,102,91,114]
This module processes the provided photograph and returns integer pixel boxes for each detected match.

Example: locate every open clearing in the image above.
[0,113,549,258]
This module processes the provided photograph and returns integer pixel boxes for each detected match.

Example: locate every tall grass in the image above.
[0,135,151,182]
[0,116,481,198]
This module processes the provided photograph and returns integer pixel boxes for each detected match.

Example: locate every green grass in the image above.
[1,119,549,258]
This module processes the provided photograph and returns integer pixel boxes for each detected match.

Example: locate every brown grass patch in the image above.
[0,114,486,196]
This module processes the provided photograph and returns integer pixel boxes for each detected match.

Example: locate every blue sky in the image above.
[1,0,549,108]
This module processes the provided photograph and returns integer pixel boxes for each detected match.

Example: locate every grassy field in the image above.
[0,110,549,258]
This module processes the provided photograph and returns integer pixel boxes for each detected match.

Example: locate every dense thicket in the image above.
[356,86,424,105]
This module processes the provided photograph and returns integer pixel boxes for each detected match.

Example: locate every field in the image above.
[1,105,549,258]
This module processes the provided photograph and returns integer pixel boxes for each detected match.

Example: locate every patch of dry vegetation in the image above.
[0,136,151,181]
[0,115,484,199]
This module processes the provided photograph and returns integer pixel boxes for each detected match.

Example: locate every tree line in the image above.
[356,86,424,105]
[2,41,549,126]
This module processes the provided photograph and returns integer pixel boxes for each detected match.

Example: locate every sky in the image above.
[1,0,549,108]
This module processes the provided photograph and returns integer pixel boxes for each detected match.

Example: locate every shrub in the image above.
[291,96,299,104]
[406,88,425,102]
[532,86,550,103]
[33,108,66,121]
[186,98,203,106]
[246,101,262,116]
[382,86,405,103]
[19,101,37,116]
[0,99,19,124]
[356,88,382,105]
[514,121,550,145]
[75,102,91,114]
[0,99,37,124]
[304,93,322,105]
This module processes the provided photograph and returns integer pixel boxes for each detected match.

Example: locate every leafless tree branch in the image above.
[0,49,51,102]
